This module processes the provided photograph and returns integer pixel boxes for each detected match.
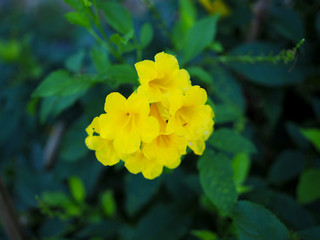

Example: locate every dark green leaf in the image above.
[191,229,218,240]
[98,1,133,35]
[299,227,320,240]
[188,66,213,86]
[68,176,86,202]
[125,174,161,216]
[210,67,245,112]
[198,150,237,216]
[270,7,304,42]
[121,204,191,240]
[140,23,153,48]
[226,43,304,86]
[65,12,90,28]
[179,0,196,31]
[41,191,70,207]
[286,122,310,148]
[297,168,320,204]
[209,128,256,154]
[268,150,305,184]
[213,103,241,124]
[181,15,219,64]
[233,201,289,240]
[233,153,251,191]
[64,0,86,11]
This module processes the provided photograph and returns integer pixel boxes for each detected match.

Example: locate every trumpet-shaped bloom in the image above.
[85,117,120,166]
[167,86,214,141]
[135,52,191,102]
[98,92,159,154]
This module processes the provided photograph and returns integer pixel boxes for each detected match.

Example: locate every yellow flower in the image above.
[199,0,230,17]
[135,52,191,103]
[85,117,120,166]
[167,86,214,154]
[98,92,159,154]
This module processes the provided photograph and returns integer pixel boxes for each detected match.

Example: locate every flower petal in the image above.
[126,92,150,115]
[136,115,159,143]
[171,69,191,91]
[135,60,157,84]
[113,129,141,154]
[99,113,125,139]
[188,138,206,155]
[184,85,207,106]
[154,52,179,75]
[104,92,127,113]
[124,151,145,174]
[95,139,120,166]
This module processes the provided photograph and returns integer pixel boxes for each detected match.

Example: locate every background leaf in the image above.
[232,201,289,240]
[297,168,320,204]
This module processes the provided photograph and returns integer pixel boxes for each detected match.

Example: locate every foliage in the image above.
[0,0,320,239]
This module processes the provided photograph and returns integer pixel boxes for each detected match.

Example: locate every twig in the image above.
[0,176,26,240]
[247,0,270,42]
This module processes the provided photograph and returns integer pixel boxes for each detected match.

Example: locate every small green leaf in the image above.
[209,128,256,154]
[297,168,320,204]
[198,150,237,216]
[98,1,133,35]
[233,201,289,240]
[65,12,90,28]
[101,190,116,217]
[181,15,219,64]
[140,23,153,48]
[82,0,92,7]
[187,67,213,86]
[90,46,110,73]
[64,0,86,11]
[300,128,320,152]
[179,0,196,31]
[68,176,86,203]
[232,153,251,193]
[191,229,218,240]
[65,50,85,73]
[213,103,241,124]
[95,64,138,87]
[41,192,70,207]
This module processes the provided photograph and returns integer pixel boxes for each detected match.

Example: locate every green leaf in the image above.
[98,1,133,35]
[181,15,219,64]
[226,43,304,86]
[140,23,153,48]
[270,7,304,42]
[213,103,241,124]
[210,67,245,112]
[65,12,90,28]
[64,0,86,11]
[187,67,213,86]
[90,46,110,73]
[68,176,86,203]
[209,128,256,154]
[299,227,320,240]
[233,201,289,240]
[100,190,116,217]
[300,128,320,152]
[179,0,196,31]
[233,153,251,193]
[33,70,93,97]
[41,191,70,207]
[198,150,237,216]
[191,229,218,240]
[95,64,138,87]
[286,122,310,148]
[125,174,161,216]
[297,168,320,204]
[64,50,85,73]
[268,150,305,184]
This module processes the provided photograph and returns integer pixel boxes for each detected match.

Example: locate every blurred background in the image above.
[0,0,320,239]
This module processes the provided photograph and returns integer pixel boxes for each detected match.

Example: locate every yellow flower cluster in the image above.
[85,52,214,179]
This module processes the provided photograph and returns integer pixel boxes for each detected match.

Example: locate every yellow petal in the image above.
[95,139,120,166]
[142,160,163,180]
[98,113,126,139]
[188,138,206,155]
[168,90,184,116]
[171,69,191,91]
[113,129,141,154]
[124,151,145,174]
[184,85,207,106]
[126,92,150,116]
[136,115,159,143]
[137,83,162,103]
[104,92,127,113]
[135,60,156,84]
[85,136,103,150]
[154,52,179,75]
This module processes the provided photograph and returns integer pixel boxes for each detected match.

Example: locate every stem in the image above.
[133,36,142,61]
